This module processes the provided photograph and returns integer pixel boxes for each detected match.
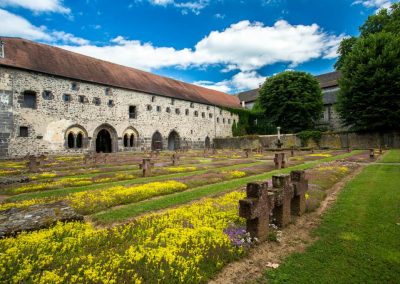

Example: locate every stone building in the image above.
[237,71,342,131]
[0,37,240,158]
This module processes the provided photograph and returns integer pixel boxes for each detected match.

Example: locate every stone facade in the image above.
[0,66,238,158]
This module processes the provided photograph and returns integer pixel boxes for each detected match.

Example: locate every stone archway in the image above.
[168,130,180,151]
[93,124,118,153]
[205,136,211,149]
[151,131,163,150]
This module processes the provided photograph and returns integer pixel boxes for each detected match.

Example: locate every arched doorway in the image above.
[151,131,163,150]
[205,136,211,149]
[96,129,112,153]
[168,131,180,151]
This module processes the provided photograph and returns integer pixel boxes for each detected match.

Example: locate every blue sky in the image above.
[0,0,398,93]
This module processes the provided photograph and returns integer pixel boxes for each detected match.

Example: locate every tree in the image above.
[335,2,400,131]
[258,71,323,133]
[336,33,400,131]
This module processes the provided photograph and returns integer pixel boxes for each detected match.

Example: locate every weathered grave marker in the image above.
[369,148,375,159]
[27,155,38,172]
[239,182,270,241]
[290,170,308,216]
[274,153,286,169]
[269,174,293,228]
[172,153,179,166]
[139,158,154,177]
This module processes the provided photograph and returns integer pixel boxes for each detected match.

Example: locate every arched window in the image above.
[130,134,134,147]
[123,134,129,147]
[76,132,83,148]
[67,133,75,148]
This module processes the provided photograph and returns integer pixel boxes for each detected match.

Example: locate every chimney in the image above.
[0,39,4,59]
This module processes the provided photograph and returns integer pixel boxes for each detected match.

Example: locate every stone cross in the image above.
[139,158,154,177]
[369,148,375,159]
[274,153,286,169]
[172,153,179,166]
[269,174,293,228]
[239,182,270,241]
[290,170,308,216]
[27,155,39,172]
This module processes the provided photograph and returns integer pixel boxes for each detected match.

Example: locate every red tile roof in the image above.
[0,37,240,108]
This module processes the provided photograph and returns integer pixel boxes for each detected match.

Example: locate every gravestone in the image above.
[269,174,293,228]
[172,153,180,166]
[239,182,270,241]
[27,155,39,172]
[369,148,375,159]
[139,158,154,177]
[244,149,250,158]
[274,153,286,169]
[290,170,308,216]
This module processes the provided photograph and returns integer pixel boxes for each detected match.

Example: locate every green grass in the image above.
[92,151,361,224]
[7,161,265,202]
[381,149,400,163]
[261,162,400,283]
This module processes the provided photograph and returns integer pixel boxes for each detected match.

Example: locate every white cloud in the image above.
[0,9,87,45]
[0,8,51,40]
[0,0,70,13]
[353,0,398,9]
[148,0,210,14]
[194,71,266,93]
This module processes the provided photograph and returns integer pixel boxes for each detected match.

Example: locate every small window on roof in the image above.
[190,102,194,108]
[206,106,210,110]
[171,98,175,105]
[151,96,156,102]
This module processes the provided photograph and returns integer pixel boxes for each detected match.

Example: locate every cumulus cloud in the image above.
[194,71,266,93]
[0,9,87,44]
[0,0,70,13]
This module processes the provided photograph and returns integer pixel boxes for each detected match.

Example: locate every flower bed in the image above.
[0,192,246,283]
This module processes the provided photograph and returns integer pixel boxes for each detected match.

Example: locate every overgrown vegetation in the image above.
[225,107,275,136]
[297,130,322,147]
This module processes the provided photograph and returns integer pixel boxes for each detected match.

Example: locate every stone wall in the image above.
[0,67,238,158]
[214,131,400,149]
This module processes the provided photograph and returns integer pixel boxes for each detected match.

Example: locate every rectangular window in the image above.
[206,106,210,110]
[201,112,205,118]
[19,126,28,137]
[151,96,156,102]
[105,87,112,96]
[185,109,189,116]
[209,113,213,118]
[190,102,194,108]
[166,107,171,113]
[156,106,161,112]
[93,97,101,106]
[23,91,36,109]
[129,105,137,118]
[194,111,198,117]
[147,105,152,111]
[108,100,114,107]
[78,95,86,103]
[171,98,175,105]
[63,94,72,102]
[175,108,180,115]
[71,82,79,91]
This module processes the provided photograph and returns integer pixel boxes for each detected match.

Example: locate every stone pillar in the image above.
[290,170,308,216]
[270,174,293,228]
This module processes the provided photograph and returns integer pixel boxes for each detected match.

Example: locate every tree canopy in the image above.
[258,71,323,133]
[336,3,400,131]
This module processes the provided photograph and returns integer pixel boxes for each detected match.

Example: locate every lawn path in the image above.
[92,151,361,224]
[259,159,400,283]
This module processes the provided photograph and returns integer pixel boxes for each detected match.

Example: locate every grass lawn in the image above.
[381,149,400,163]
[93,151,360,223]
[261,161,400,283]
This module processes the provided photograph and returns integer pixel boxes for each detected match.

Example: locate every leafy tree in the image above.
[258,71,323,133]
[336,32,400,131]
[335,2,400,131]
